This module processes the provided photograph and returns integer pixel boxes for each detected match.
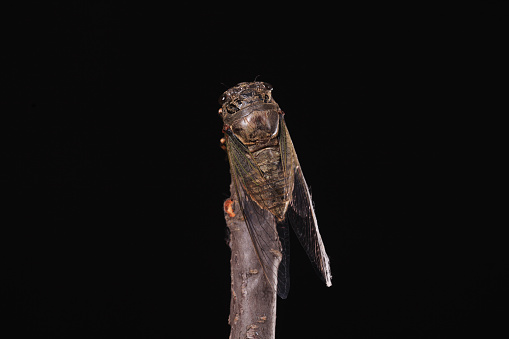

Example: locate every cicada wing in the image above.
[225,131,284,297]
[280,117,333,287]
[275,219,291,299]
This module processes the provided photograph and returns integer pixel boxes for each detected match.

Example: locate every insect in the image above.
[219,82,332,298]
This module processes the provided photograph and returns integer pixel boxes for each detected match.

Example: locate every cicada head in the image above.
[218,82,275,118]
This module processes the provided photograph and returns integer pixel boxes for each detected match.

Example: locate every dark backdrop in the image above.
[4,2,505,338]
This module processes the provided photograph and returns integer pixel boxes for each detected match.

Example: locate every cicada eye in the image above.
[263,83,273,91]
[218,94,227,105]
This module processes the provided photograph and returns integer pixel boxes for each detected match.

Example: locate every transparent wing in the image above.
[280,117,332,287]
[275,219,291,298]
[225,130,283,296]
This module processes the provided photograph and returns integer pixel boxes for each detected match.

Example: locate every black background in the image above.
[4,2,506,338]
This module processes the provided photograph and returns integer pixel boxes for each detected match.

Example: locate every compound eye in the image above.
[218,94,227,105]
[263,82,273,91]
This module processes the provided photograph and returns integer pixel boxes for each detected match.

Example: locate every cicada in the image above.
[219,82,332,298]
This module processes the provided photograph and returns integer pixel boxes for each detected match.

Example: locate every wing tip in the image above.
[277,290,289,299]
[323,256,333,287]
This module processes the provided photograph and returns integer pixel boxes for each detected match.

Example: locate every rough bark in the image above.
[225,183,280,339]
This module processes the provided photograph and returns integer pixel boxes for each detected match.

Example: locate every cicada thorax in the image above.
[228,103,291,222]
[229,103,280,146]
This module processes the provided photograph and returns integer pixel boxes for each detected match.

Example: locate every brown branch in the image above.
[224,182,280,339]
